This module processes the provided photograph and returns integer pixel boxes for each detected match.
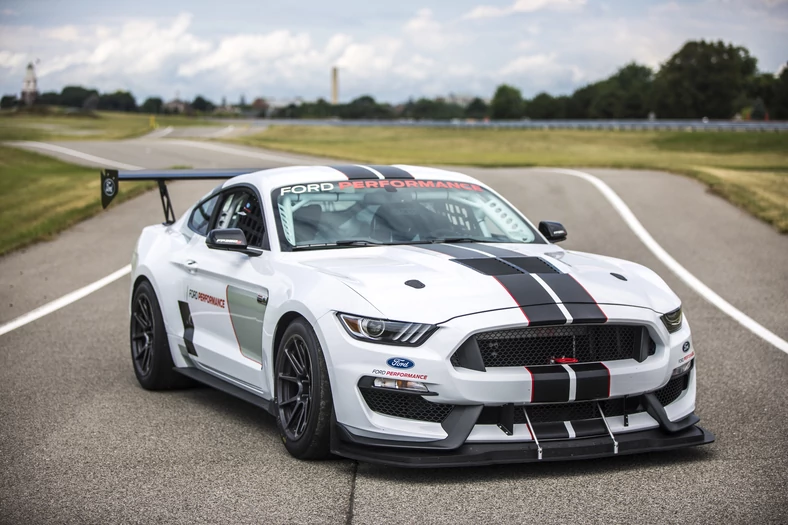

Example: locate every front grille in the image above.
[466,325,644,368]
[360,389,454,423]
[654,374,688,407]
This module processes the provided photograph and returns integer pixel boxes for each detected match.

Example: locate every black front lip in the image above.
[331,420,715,468]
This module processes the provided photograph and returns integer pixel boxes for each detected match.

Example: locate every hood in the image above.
[298,243,679,324]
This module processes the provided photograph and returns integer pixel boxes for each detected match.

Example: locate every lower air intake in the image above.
[361,388,454,423]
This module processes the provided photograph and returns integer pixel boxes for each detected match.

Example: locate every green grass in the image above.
[0,109,219,142]
[226,126,788,232]
[0,145,153,255]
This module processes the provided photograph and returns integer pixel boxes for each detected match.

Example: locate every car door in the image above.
[180,186,273,394]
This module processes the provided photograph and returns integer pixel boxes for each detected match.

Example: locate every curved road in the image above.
[1,137,787,524]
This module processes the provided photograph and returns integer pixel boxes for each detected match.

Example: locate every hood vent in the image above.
[404,279,425,289]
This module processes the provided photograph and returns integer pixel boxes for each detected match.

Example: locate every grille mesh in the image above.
[654,374,687,407]
[361,389,454,423]
[472,325,641,367]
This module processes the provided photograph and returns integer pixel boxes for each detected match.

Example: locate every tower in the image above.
[331,67,338,105]
[21,62,38,106]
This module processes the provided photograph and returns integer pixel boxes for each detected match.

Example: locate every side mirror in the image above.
[538,221,567,243]
[206,228,262,257]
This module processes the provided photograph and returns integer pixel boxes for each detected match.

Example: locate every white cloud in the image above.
[1,9,18,17]
[463,0,586,20]
[403,8,462,51]
[0,50,26,69]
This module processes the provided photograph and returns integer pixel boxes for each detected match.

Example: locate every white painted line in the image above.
[546,167,788,355]
[162,139,306,164]
[143,126,173,139]
[211,125,235,138]
[0,266,131,337]
[13,141,144,170]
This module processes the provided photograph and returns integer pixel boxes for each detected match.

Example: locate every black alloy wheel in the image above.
[276,334,312,440]
[131,294,155,376]
[275,319,332,459]
[130,280,192,390]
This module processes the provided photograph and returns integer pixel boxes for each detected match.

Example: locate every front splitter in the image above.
[331,424,714,468]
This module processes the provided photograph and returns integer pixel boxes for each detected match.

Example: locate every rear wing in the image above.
[100,168,260,225]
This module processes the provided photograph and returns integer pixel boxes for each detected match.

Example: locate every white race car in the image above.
[101,164,713,466]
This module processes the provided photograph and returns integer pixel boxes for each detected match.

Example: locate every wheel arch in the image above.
[272,311,309,366]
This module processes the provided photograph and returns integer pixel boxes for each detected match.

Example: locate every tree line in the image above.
[2,40,786,120]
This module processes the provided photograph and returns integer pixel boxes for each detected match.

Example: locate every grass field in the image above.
[0,145,153,255]
[0,110,219,254]
[227,126,788,232]
[0,109,217,142]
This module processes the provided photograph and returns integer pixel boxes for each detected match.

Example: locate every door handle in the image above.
[185,259,198,274]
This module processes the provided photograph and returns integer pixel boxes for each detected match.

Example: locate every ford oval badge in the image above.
[387,357,414,369]
[682,341,691,353]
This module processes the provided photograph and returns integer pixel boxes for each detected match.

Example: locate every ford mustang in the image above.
[100,163,714,466]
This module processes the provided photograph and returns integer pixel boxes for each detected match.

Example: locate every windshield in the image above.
[272,179,542,250]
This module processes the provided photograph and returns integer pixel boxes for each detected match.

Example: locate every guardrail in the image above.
[233,118,788,132]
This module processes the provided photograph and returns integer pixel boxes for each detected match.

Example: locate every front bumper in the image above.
[317,305,714,465]
[331,417,714,467]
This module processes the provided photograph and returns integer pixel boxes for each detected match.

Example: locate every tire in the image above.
[274,318,333,460]
[130,280,192,390]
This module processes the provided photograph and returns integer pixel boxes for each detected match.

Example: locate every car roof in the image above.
[221,165,485,194]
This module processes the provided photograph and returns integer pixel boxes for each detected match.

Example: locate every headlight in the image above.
[661,307,683,333]
[337,313,437,346]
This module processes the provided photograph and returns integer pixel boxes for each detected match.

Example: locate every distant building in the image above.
[21,62,38,106]
[163,98,189,114]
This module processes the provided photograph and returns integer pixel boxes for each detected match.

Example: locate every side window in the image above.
[188,194,220,236]
[215,189,266,248]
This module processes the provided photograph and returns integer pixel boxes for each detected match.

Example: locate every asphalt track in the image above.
[1,135,787,524]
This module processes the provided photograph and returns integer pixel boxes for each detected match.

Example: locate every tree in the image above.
[97,91,137,111]
[464,97,488,119]
[490,84,524,119]
[192,95,215,112]
[610,63,653,118]
[525,93,565,119]
[771,65,788,120]
[37,91,61,106]
[0,95,18,109]
[60,86,98,108]
[651,40,757,118]
[141,97,163,114]
[565,84,598,118]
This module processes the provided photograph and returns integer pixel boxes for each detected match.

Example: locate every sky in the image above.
[0,0,786,105]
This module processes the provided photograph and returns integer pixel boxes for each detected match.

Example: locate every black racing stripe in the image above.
[501,256,560,274]
[330,165,378,180]
[453,257,522,276]
[538,273,607,323]
[565,303,608,324]
[520,304,568,326]
[526,365,570,402]
[465,243,525,257]
[571,362,610,400]
[178,301,197,356]
[496,274,566,324]
[368,165,414,179]
[531,421,570,440]
[410,243,488,258]
[571,419,608,438]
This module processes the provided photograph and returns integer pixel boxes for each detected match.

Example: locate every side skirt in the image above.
[174,367,276,416]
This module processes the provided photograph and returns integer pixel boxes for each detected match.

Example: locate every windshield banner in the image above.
[280,180,484,194]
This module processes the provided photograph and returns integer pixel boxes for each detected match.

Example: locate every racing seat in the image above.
[293,204,322,243]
